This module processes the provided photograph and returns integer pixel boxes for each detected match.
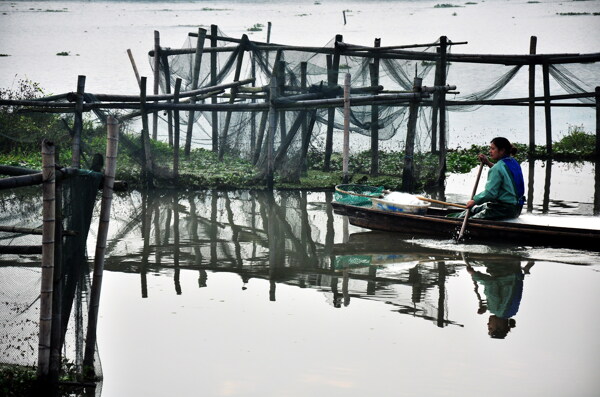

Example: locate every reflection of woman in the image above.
[449,137,525,220]
[466,260,532,339]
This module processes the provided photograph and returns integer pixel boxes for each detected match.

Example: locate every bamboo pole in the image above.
[72,76,85,169]
[83,116,119,378]
[277,60,287,142]
[126,49,141,88]
[139,77,154,188]
[595,87,600,159]
[211,25,219,153]
[219,35,248,161]
[185,28,206,157]
[323,34,343,171]
[431,47,442,153]
[173,78,182,182]
[267,75,278,188]
[250,48,257,157]
[37,139,56,382]
[343,73,351,183]
[528,36,537,153]
[402,77,422,192]
[300,62,309,175]
[437,36,448,186]
[49,147,63,382]
[162,53,174,146]
[542,62,553,154]
[253,111,269,165]
[370,38,381,175]
[152,31,160,140]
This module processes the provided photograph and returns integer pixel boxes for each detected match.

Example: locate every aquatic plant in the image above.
[56,51,70,56]
[434,3,462,8]
[247,23,264,32]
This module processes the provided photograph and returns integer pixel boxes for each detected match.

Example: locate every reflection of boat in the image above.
[332,202,600,250]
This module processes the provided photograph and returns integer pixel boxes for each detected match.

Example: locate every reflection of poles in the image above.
[153,199,162,268]
[84,116,120,378]
[543,159,552,213]
[367,266,377,295]
[140,190,150,298]
[188,193,206,286]
[436,261,446,328]
[174,193,181,295]
[210,190,218,266]
[267,194,277,301]
[225,193,243,268]
[342,269,350,307]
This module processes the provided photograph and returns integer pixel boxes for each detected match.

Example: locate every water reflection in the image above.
[103,189,548,333]
[465,256,534,339]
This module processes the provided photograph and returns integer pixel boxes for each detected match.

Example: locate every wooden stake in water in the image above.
[457,162,484,241]
[343,73,351,183]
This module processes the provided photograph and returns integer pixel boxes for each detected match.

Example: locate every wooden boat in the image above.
[332,201,600,251]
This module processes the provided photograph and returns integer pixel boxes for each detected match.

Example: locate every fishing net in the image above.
[334,184,385,206]
[0,169,103,379]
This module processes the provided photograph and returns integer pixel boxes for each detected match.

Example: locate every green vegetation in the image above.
[1,80,597,191]
[247,23,264,32]
[465,2,478,4]
[0,54,10,57]
[0,365,36,397]
[56,51,70,56]
[556,12,600,15]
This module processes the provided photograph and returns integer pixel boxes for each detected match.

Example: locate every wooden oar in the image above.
[457,162,485,241]
[416,196,467,209]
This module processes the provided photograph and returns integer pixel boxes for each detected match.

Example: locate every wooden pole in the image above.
[324,34,343,171]
[542,62,553,154]
[72,76,85,168]
[595,87,600,158]
[49,148,63,383]
[277,60,287,143]
[300,62,309,175]
[402,76,422,192]
[527,159,535,213]
[528,36,537,153]
[219,36,248,160]
[543,159,552,213]
[267,22,272,44]
[162,53,174,146]
[251,52,257,157]
[370,38,381,175]
[37,139,56,381]
[267,75,278,188]
[173,78,182,183]
[457,162,484,241]
[126,49,141,88]
[211,25,219,152]
[139,77,154,188]
[343,73,351,183]
[83,116,119,378]
[152,30,160,140]
[185,28,206,157]
[437,36,448,186]
[253,111,269,165]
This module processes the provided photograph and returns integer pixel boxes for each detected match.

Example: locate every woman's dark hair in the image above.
[491,137,517,156]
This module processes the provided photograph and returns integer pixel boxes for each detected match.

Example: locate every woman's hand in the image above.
[466,200,475,209]
[477,153,493,167]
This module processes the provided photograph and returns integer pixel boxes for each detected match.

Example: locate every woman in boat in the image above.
[449,137,525,220]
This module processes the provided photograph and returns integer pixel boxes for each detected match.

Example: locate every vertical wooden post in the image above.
[595,87,600,159]
[126,49,141,88]
[542,158,552,213]
[402,77,422,192]
[185,28,206,157]
[49,148,63,382]
[267,75,278,188]
[72,75,85,168]
[542,62,553,155]
[83,116,119,378]
[173,78,182,183]
[219,36,247,160]
[300,62,309,175]
[343,73,351,183]
[152,30,160,140]
[211,25,219,152]
[431,47,441,154]
[139,77,154,188]
[162,53,174,146]
[370,38,381,175]
[527,159,535,213]
[250,52,257,157]
[323,34,342,171]
[528,36,537,153]
[37,139,55,381]
[437,36,448,186]
[277,60,287,143]
[267,21,272,44]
